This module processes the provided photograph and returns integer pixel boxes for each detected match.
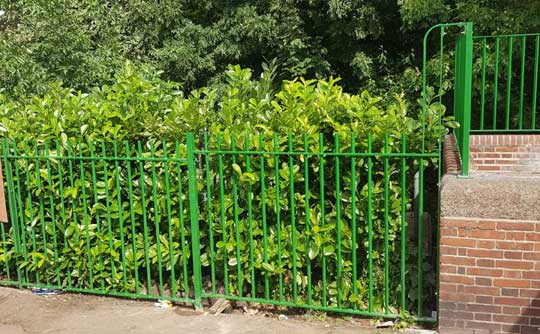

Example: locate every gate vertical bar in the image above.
[187,133,203,310]
[453,22,473,176]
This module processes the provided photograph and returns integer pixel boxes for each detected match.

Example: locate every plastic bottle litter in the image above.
[31,288,61,296]
[154,300,174,308]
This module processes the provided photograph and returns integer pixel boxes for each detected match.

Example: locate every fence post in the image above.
[453,22,473,177]
[186,133,203,310]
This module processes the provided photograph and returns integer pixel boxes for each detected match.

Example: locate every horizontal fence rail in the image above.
[0,133,438,322]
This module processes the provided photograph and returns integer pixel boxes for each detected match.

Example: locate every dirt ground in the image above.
[0,287,435,334]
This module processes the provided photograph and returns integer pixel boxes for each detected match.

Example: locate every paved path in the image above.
[0,287,434,334]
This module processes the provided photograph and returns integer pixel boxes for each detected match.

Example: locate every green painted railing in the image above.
[448,23,540,176]
[471,33,540,132]
[0,133,438,322]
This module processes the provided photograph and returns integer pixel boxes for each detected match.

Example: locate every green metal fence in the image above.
[0,133,438,322]
[449,23,540,176]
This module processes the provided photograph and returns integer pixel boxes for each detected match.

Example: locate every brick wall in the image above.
[470,135,540,173]
[439,217,540,334]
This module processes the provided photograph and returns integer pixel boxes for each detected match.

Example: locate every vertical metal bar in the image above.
[43,141,61,285]
[88,141,105,290]
[203,133,216,294]
[101,141,117,286]
[77,141,93,288]
[186,133,203,310]
[175,141,190,297]
[217,135,229,295]
[231,135,242,296]
[350,133,357,310]
[417,159,425,317]
[519,36,526,129]
[136,141,152,295]
[245,134,256,298]
[149,142,164,296]
[24,142,39,284]
[383,134,390,314]
[33,143,49,285]
[480,37,487,130]
[334,134,342,308]
[124,142,140,295]
[400,135,407,312]
[259,134,269,300]
[367,134,373,312]
[273,134,283,301]
[113,142,128,290]
[55,141,71,287]
[493,37,500,129]
[533,35,539,129]
[12,142,28,285]
[460,22,473,176]
[162,141,178,298]
[288,134,298,303]
[303,134,312,305]
[506,36,514,130]
[318,133,327,307]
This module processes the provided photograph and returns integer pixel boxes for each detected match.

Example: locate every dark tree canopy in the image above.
[0,0,539,97]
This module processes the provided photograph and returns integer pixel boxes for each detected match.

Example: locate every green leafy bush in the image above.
[0,63,450,314]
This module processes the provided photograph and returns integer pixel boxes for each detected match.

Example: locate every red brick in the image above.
[497,222,536,231]
[475,277,493,286]
[441,255,476,266]
[494,279,530,288]
[440,246,458,256]
[522,307,540,317]
[502,306,521,315]
[496,241,534,251]
[477,240,496,249]
[464,286,501,296]
[477,259,495,268]
[441,264,457,274]
[468,248,503,258]
[466,303,502,314]
[470,230,506,240]
[502,288,520,297]
[441,237,476,247]
[503,270,523,279]
[494,297,532,306]
[493,315,530,325]
[520,289,540,298]
[441,218,477,228]
[506,231,526,240]
[504,251,523,260]
[526,233,540,241]
[441,227,458,237]
[476,295,493,304]
[442,292,475,303]
[496,260,534,270]
[523,252,540,261]
[444,310,474,320]
[440,283,457,293]
[532,281,540,289]
[474,313,492,321]
[441,274,475,285]
[522,271,540,280]
[466,320,502,332]
[467,267,503,277]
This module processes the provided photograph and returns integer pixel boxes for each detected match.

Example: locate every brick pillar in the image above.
[440,135,540,334]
